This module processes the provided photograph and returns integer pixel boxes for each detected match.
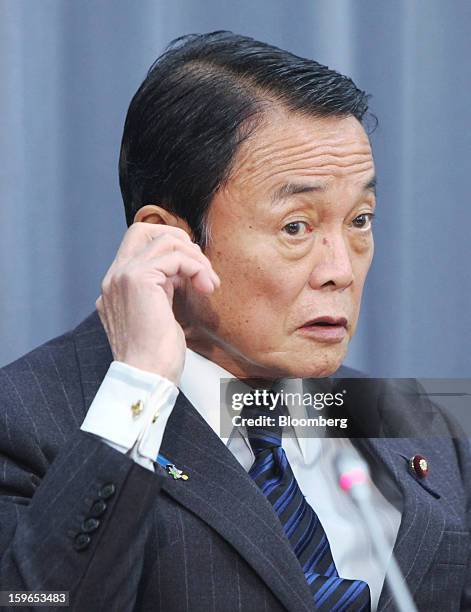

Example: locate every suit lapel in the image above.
[159,391,315,612]
[359,435,448,611]
[330,376,454,611]
[351,383,457,612]
[307,375,448,610]
[74,312,314,612]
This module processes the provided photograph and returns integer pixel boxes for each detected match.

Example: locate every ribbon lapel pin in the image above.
[156,453,189,481]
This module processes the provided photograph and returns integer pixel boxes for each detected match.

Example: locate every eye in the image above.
[351,213,375,230]
[282,221,312,236]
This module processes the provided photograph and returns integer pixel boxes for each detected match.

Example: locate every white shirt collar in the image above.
[179,347,311,461]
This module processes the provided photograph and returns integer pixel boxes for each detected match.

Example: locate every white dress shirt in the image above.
[81,349,402,611]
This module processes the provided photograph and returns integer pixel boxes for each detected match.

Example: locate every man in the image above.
[0,31,470,611]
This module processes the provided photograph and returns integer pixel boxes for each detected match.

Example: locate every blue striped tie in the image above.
[245,402,371,612]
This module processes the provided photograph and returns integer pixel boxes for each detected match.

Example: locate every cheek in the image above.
[207,247,301,333]
[351,234,374,280]
[350,230,374,255]
[350,238,373,321]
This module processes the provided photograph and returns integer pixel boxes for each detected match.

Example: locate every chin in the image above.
[283,349,347,379]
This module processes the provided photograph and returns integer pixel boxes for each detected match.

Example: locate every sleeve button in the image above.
[81,517,100,533]
[98,483,116,499]
[74,533,91,551]
[89,499,107,517]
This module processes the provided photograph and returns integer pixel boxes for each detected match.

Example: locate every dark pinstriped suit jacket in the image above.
[0,311,470,611]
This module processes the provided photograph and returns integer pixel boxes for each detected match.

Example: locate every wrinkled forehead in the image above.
[228,111,374,194]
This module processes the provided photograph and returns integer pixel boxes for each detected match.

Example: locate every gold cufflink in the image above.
[131,400,144,418]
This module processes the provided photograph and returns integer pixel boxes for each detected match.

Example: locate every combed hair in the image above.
[119,31,374,246]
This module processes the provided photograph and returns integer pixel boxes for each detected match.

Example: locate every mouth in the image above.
[298,316,348,343]
[301,316,348,329]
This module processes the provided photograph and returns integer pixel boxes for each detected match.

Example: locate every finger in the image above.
[132,234,220,286]
[127,252,217,294]
[115,222,193,262]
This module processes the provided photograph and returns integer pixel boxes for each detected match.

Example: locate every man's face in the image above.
[182,110,376,379]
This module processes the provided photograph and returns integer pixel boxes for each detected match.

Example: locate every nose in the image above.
[308,231,354,290]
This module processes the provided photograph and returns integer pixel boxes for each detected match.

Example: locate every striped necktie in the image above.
[244,400,371,612]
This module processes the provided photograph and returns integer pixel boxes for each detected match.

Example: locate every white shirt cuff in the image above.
[81,361,179,470]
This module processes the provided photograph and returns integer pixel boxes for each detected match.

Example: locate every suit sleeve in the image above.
[0,373,169,611]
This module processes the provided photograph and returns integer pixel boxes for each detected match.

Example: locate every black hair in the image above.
[119,31,374,246]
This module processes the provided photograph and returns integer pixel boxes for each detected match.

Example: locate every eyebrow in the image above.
[271,175,377,205]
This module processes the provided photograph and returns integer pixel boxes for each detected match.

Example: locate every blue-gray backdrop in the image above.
[1,0,470,376]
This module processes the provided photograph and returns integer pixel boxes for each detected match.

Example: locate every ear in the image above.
[133,204,194,239]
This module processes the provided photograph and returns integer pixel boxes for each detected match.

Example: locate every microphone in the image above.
[335,450,418,612]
